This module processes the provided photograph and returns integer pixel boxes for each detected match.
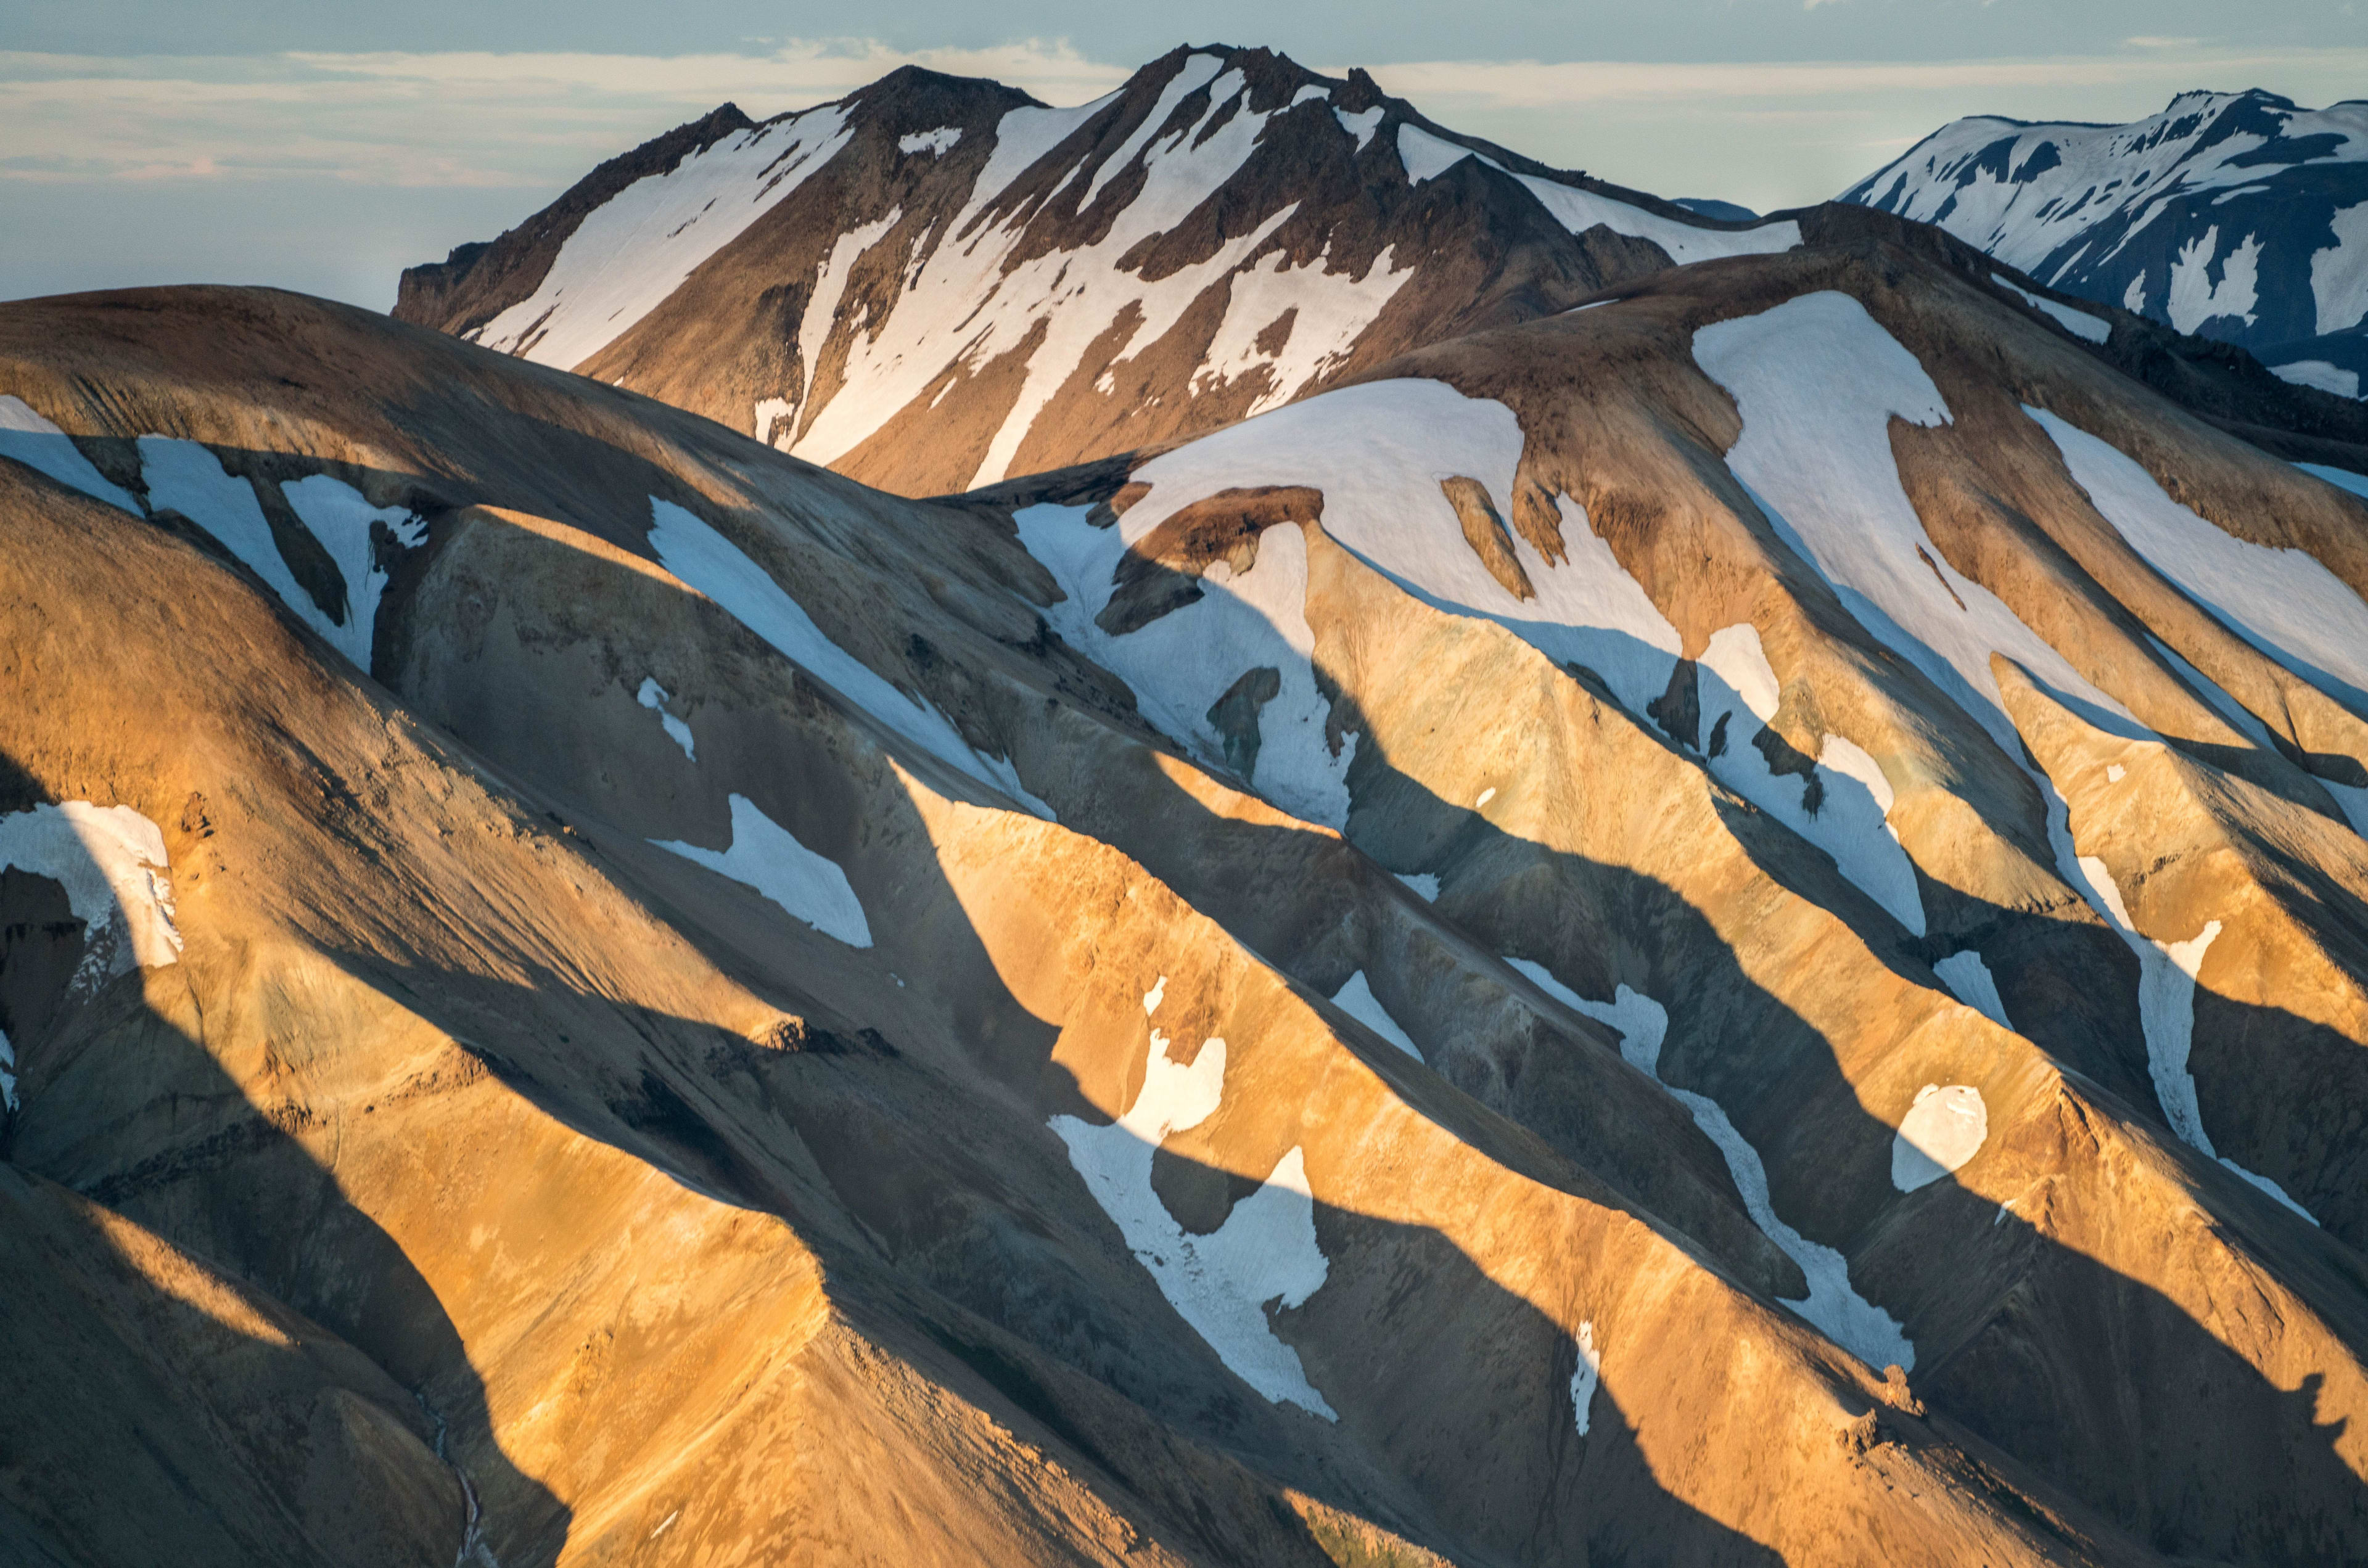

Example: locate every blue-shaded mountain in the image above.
[1843,90,2368,400]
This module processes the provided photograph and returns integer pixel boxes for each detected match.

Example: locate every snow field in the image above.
[650,792,871,948]
[1696,624,1926,934]
[1012,500,1354,827]
[2031,407,2368,714]
[636,678,697,760]
[0,396,139,512]
[1889,1085,1989,1191]
[1393,125,1803,264]
[791,54,1390,490]
[1048,1019,1336,1418]
[138,441,423,671]
[897,127,962,157]
[474,104,855,369]
[1991,275,2111,343]
[1931,950,2011,1029]
[0,803,183,996]
[1505,959,1915,1371]
[648,499,1050,818]
[1849,94,2366,284]
[1328,971,1420,1059]
[1570,1320,1601,1435]
[1061,373,1938,932]
[2272,361,2362,399]
[1694,295,2136,761]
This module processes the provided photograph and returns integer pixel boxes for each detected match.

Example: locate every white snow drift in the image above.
[1049,1020,1336,1418]
[648,498,1048,817]
[651,792,871,948]
[139,440,424,670]
[1507,958,1915,1371]
[1889,1085,1989,1192]
[0,802,183,995]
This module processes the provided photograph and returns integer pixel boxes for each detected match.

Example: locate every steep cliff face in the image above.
[394,46,1800,496]
[6,239,2368,1564]
[1843,90,2368,401]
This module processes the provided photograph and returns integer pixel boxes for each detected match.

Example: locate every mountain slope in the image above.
[393,46,1801,495]
[5,231,2368,1562]
[1841,89,2368,399]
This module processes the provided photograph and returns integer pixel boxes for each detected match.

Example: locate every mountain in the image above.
[12,205,2368,1561]
[1841,89,2368,400]
[392,45,1804,496]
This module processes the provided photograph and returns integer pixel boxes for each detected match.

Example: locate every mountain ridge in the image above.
[1841,87,2368,399]
[11,225,2368,1558]
[391,43,1805,495]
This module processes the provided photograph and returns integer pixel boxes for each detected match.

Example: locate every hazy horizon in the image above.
[5,0,2364,309]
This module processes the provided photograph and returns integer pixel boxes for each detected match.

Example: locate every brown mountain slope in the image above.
[0,247,2364,1564]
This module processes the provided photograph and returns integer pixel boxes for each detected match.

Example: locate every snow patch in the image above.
[1696,623,1926,934]
[474,104,855,369]
[1507,959,1914,1369]
[796,210,902,411]
[651,792,871,947]
[1991,274,2111,342]
[2310,200,2368,335]
[0,396,139,512]
[1396,125,1801,263]
[1890,1084,1989,1191]
[0,1025,14,1113]
[2166,226,2263,332]
[1012,501,1353,827]
[1474,787,1497,809]
[2107,762,2128,782]
[1396,872,1441,902]
[1570,1321,1601,1435]
[1332,105,1383,150]
[898,126,962,157]
[1193,241,1413,418]
[1143,974,1167,1016]
[2271,360,2361,398]
[139,441,421,671]
[753,395,796,446]
[636,677,697,760]
[1050,1024,1336,1418]
[1694,297,2137,762]
[648,499,1050,817]
[0,803,183,994]
[1933,950,2011,1028]
[1330,971,1420,1059]
[2031,407,2368,713]
[2057,821,2318,1224]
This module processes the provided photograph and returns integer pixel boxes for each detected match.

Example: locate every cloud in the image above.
[1350,48,2368,108]
[0,40,1130,189]
[2125,36,2205,49]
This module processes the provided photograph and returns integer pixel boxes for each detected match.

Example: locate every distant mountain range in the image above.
[1842,89,2368,399]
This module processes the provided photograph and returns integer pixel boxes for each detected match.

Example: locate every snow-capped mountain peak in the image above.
[397,45,1804,495]
[1843,88,2368,396]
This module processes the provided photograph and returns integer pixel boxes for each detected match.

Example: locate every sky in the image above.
[4,1,2364,308]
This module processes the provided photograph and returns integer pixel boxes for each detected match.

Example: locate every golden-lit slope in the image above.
[1,243,2364,1564]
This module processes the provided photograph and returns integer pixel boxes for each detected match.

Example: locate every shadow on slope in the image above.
[0,757,556,1566]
